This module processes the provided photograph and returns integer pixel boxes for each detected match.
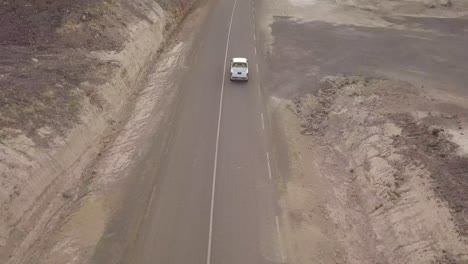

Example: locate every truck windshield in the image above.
[232,62,247,68]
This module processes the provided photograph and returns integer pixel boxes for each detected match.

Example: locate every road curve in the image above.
[122,0,283,263]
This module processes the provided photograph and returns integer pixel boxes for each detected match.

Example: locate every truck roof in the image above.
[232,57,247,63]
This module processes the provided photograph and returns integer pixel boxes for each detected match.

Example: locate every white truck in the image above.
[230,57,249,81]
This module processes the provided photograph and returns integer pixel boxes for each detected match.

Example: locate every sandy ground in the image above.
[258,0,468,263]
[0,0,197,263]
[275,78,468,263]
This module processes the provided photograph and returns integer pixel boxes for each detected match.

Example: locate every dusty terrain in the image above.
[2,0,468,262]
[276,77,468,263]
[0,0,197,263]
[260,0,468,98]
[259,0,468,263]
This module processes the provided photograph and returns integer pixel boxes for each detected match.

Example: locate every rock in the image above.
[440,0,453,7]
[429,126,442,136]
[62,190,73,199]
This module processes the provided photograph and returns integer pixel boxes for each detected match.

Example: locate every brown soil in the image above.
[0,0,124,49]
[0,0,123,144]
[0,0,185,144]
[0,0,197,262]
[276,76,468,263]
[391,113,468,236]
[335,0,468,16]
[260,0,468,262]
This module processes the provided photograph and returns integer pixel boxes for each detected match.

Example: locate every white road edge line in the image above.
[266,152,272,180]
[276,215,286,262]
[261,112,265,130]
[207,0,237,263]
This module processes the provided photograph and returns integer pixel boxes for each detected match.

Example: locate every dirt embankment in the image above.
[259,0,468,262]
[0,0,195,262]
[275,77,468,263]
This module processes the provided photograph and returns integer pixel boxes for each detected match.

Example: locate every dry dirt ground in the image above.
[276,77,468,263]
[0,0,197,263]
[259,0,468,263]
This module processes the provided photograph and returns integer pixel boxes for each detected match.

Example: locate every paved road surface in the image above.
[122,0,284,263]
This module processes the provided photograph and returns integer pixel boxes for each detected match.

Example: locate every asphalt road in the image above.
[121,0,283,263]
